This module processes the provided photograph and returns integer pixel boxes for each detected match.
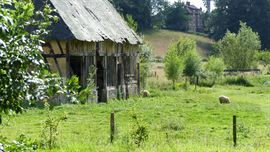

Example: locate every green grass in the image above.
[143,29,215,58]
[1,79,270,151]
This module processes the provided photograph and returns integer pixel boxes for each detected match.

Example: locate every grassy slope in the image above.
[143,29,215,58]
[1,81,270,151]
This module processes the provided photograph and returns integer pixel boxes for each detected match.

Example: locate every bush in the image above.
[183,52,202,87]
[0,134,38,152]
[217,22,261,70]
[164,50,182,90]
[130,113,149,147]
[224,76,254,87]
[205,56,225,85]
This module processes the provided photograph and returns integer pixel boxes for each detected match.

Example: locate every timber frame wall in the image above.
[42,40,140,102]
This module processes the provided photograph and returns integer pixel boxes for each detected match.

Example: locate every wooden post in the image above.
[233,115,237,147]
[110,113,115,143]
[137,63,141,95]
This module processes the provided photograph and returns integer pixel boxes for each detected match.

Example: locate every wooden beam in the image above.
[57,40,64,54]
[43,54,66,58]
[45,42,63,77]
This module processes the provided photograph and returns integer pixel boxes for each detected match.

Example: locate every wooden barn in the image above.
[34,0,142,102]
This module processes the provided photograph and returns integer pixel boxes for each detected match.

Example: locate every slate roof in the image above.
[34,0,141,45]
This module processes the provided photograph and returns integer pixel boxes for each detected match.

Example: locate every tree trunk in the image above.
[0,114,2,125]
[172,80,175,90]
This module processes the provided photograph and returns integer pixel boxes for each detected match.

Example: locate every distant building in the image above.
[185,2,204,33]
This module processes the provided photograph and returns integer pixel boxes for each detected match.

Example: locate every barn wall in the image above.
[43,40,68,78]
[69,40,96,56]
[43,39,140,102]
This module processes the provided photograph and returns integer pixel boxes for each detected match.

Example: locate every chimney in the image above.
[186,1,190,6]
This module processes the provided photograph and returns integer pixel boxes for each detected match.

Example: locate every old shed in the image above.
[34,0,142,102]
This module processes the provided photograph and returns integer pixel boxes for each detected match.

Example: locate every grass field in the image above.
[143,29,215,58]
[1,76,270,151]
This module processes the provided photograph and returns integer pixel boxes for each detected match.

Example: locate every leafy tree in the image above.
[209,0,270,49]
[165,1,189,31]
[183,52,201,86]
[169,37,196,57]
[164,37,197,89]
[217,22,261,70]
[111,0,152,31]
[164,50,182,90]
[0,0,56,122]
[205,56,225,84]
[151,0,169,29]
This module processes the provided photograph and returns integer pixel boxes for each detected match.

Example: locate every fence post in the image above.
[233,115,237,147]
[110,112,115,143]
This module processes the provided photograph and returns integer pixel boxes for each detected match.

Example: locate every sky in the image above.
[167,0,215,11]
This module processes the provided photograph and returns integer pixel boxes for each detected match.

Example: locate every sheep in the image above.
[219,95,231,104]
[142,90,150,97]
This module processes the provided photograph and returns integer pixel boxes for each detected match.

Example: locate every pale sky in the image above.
[167,0,215,11]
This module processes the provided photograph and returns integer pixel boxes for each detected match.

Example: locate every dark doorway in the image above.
[96,56,106,102]
[70,56,83,86]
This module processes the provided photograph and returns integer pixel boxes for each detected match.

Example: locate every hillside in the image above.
[143,29,215,58]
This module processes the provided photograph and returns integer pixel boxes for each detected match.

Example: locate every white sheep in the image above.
[219,95,231,104]
[142,90,150,97]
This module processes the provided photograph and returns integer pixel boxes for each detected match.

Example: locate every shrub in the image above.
[130,114,149,147]
[0,134,38,152]
[205,56,225,84]
[164,50,182,90]
[78,65,96,104]
[40,102,67,149]
[224,76,254,87]
[183,52,202,87]
[217,22,261,70]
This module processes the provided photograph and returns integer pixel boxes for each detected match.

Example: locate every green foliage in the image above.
[0,0,55,115]
[111,0,152,30]
[125,15,138,32]
[164,50,182,90]
[65,76,80,104]
[209,0,270,49]
[0,134,38,152]
[139,44,153,89]
[164,38,199,89]
[205,56,225,84]
[256,51,270,65]
[218,22,261,70]
[165,1,189,31]
[78,65,97,104]
[224,76,254,87]
[40,102,67,149]
[183,52,201,79]
[169,37,196,57]
[130,114,149,147]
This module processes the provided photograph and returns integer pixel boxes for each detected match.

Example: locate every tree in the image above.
[169,37,196,57]
[217,22,261,70]
[209,0,270,49]
[164,37,197,90]
[165,1,189,31]
[205,56,225,84]
[183,52,201,86]
[0,1,55,122]
[164,50,182,90]
[111,0,152,31]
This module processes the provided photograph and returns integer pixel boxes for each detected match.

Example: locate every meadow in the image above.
[144,29,214,57]
[1,76,270,152]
